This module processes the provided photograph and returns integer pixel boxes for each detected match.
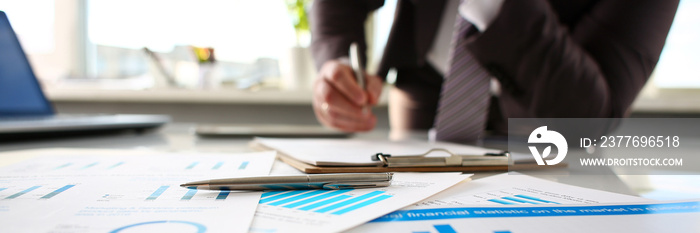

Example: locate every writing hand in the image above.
[312,60,383,132]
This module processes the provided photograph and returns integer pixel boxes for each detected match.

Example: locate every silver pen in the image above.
[349,42,365,91]
[180,173,393,190]
[349,42,369,114]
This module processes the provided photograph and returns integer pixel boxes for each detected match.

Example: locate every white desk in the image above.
[1,123,699,201]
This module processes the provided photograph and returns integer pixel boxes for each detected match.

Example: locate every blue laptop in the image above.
[0,11,169,138]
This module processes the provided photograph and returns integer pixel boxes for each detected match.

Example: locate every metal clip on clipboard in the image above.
[371,148,511,167]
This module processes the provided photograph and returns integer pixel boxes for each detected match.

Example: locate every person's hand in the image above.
[313,59,383,132]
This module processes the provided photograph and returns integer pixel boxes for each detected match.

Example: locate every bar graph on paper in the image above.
[487,194,560,205]
[183,161,249,171]
[413,224,511,233]
[259,189,394,215]
[45,160,251,172]
[0,184,77,200]
[413,224,460,233]
[12,161,128,172]
[97,185,232,202]
[429,188,569,206]
[1,156,251,174]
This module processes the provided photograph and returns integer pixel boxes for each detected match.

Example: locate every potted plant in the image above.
[280,0,316,90]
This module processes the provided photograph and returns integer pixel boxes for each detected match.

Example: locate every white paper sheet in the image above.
[248,173,472,233]
[349,173,660,233]
[409,173,650,207]
[255,138,504,166]
[349,199,700,233]
[0,149,276,233]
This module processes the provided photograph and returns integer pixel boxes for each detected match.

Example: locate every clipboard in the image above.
[250,141,565,174]
[196,124,352,138]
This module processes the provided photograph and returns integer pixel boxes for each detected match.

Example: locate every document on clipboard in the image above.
[250,138,549,173]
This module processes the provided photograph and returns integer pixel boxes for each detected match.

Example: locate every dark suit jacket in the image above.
[310,0,678,133]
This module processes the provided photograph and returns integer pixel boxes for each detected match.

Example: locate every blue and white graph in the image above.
[0,184,76,200]
[412,224,513,233]
[0,149,277,233]
[184,161,249,171]
[412,224,459,233]
[487,194,560,205]
[96,185,232,202]
[0,153,256,175]
[259,189,394,215]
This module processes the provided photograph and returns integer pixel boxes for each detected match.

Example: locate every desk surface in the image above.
[1,123,698,201]
[44,86,700,113]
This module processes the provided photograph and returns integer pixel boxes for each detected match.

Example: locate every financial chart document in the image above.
[348,173,673,233]
[0,149,276,233]
[249,173,472,233]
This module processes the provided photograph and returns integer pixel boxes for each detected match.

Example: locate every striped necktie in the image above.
[434,15,491,143]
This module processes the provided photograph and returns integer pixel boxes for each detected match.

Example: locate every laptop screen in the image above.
[0,11,53,117]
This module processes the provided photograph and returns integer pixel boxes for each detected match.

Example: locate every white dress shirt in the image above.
[426,0,505,75]
[426,0,505,96]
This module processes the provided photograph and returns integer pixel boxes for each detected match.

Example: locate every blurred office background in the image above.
[0,0,698,127]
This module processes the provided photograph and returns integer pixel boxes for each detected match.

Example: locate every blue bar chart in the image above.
[259,190,393,215]
[81,162,99,169]
[181,189,198,200]
[146,186,169,200]
[413,224,510,233]
[238,161,249,170]
[185,162,199,169]
[4,186,41,199]
[216,191,230,200]
[40,185,76,199]
[413,224,457,233]
[181,161,249,170]
[433,224,458,233]
[212,161,224,170]
[10,156,258,174]
[108,162,125,169]
[1,185,76,200]
[48,161,126,171]
[54,163,73,170]
[488,194,560,205]
[143,186,231,201]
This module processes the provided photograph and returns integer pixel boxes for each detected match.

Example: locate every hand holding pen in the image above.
[312,42,383,132]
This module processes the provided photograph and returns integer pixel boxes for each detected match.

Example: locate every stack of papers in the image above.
[244,171,700,232]
[0,149,275,233]
[2,147,699,233]
[350,174,700,232]
[0,149,470,233]
[249,172,471,232]
[253,138,505,166]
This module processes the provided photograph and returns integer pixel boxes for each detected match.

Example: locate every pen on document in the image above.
[349,42,368,114]
[180,173,393,191]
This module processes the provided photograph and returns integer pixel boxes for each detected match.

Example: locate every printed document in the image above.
[249,173,472,233]
[0,149,276,233]
[351,199,700,232]
[348,173,679,232]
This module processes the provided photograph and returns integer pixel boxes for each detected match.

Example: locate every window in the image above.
[0,0,54,54]
[86,0,298,88]
[651,0,700,89]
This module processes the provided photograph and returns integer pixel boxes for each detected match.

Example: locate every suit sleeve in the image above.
[467,0,679,118]
[310,0,384,70]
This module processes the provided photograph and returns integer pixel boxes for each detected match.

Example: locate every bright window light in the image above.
[87,0,296,63]
[0,0,54,54]
[653,0,700,88]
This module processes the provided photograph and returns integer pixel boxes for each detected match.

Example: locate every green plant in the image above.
[286,0,312,46]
